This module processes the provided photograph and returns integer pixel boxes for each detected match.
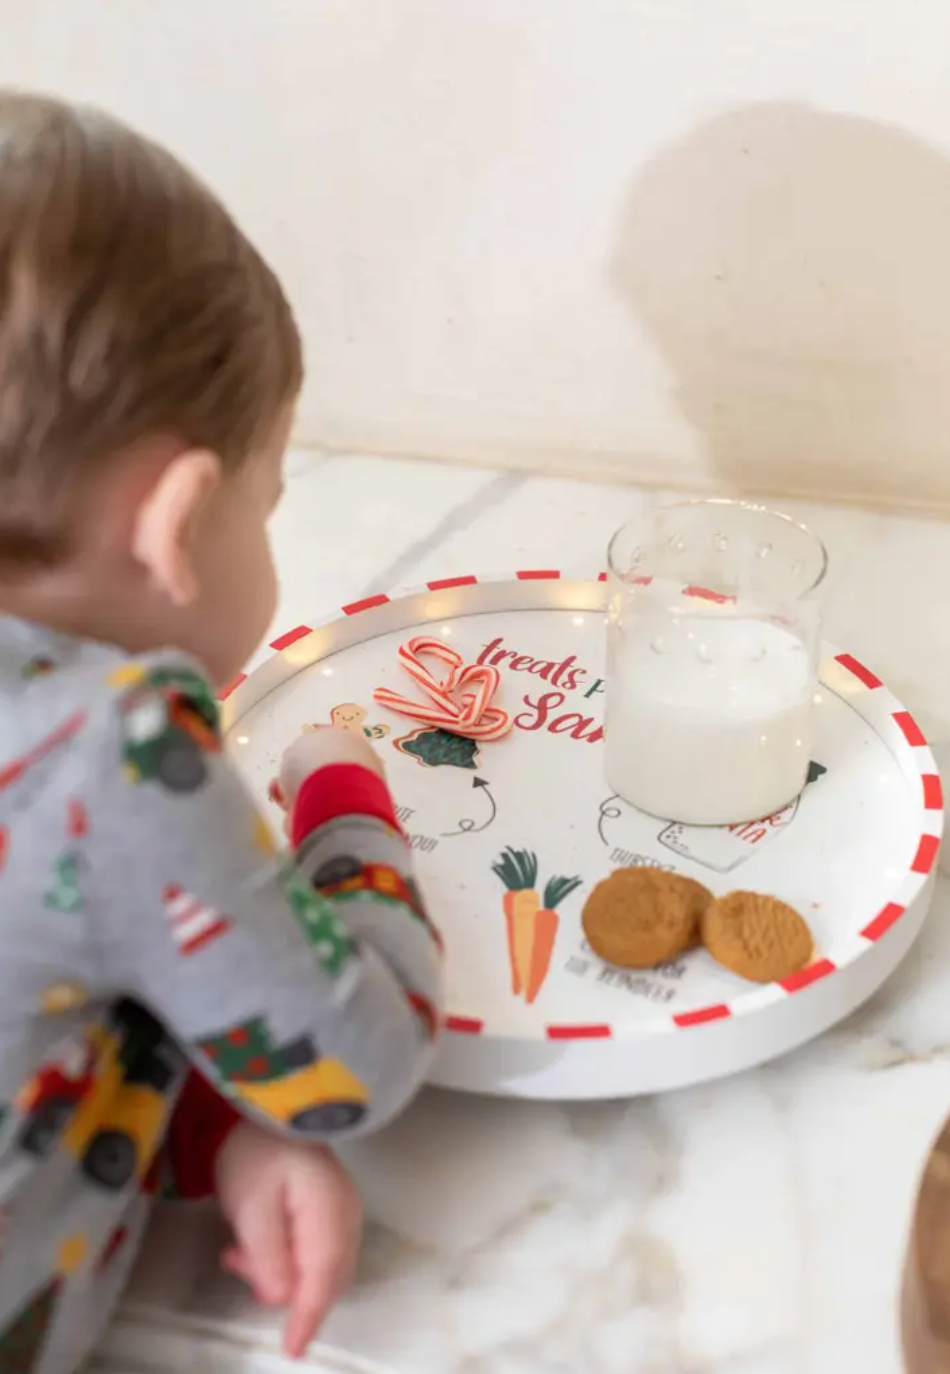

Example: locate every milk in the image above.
[606,612,814,825]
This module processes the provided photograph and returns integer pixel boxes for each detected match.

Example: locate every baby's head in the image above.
[0,91,302,687]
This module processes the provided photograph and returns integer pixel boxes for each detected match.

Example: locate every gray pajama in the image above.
[0,616,443,1373]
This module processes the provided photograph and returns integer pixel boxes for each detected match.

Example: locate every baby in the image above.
[0,92,443,1371]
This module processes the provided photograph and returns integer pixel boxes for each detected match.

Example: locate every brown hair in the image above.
[0,90,303,564]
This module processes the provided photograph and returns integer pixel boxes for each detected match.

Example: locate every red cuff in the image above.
[165,1070,241,1199]
[291,763,400,846]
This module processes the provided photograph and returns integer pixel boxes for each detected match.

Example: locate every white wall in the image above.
[3,0,950,509]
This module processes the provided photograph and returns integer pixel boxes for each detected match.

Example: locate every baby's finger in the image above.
[284,1214,354,1352]
[284,1176,363,1356]
[233,1200,294,1308]
[283,1265,337,1360]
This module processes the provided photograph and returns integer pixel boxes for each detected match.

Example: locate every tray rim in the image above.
[220,569,944,1044]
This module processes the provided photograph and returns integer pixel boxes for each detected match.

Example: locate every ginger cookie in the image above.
[701,891,813,984]
[608,866,708,951]
[582,868,712,968]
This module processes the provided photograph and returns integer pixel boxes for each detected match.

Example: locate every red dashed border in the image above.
[444,1015,484,1036]
[225,578,942,1041]
[861,902,905,942]
[218,673,247,702]
[779,958,837,994]
[834,652,882,690]
[547,1023,612,1041]
[342,594,390,617]
[270,624,312,652]
[427,576,478,591]
[673,1004,730,1028]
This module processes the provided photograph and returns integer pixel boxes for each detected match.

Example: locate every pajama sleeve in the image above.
[93,653,443,1141]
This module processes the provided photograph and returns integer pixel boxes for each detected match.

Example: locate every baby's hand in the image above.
[215,1122,363,1358]
[278,727,386,812]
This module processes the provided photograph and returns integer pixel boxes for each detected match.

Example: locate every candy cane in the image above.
[453,666,500,726]
[377,637,464,721]
[374,637,513,740]
[372,688,513,740]
[372,687,461,728]
[455,708,513,741]
[395,637,463,712]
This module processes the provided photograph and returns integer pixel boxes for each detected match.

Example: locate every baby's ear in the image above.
[131,448,221,606]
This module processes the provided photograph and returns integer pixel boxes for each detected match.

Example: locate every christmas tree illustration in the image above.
[281,867,355,979]
[395,727,481,770]
[44,853,83,914]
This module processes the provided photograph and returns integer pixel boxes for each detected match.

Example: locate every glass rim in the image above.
[607,497,829,600]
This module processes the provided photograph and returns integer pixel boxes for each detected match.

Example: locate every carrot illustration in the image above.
[491,849,582,1004]
[524,874,583,1004]
[492,848,538,997]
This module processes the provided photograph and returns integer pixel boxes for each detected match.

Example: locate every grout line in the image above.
[357,470,527,598]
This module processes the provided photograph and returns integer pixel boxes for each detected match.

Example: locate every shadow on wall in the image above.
[612,103,950,510]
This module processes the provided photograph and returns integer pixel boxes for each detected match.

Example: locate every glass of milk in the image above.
[605,500,828,825]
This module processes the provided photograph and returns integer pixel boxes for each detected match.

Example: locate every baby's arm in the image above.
[97,655,443,1141]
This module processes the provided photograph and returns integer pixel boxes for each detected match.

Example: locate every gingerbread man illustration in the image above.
[307,703,390,741]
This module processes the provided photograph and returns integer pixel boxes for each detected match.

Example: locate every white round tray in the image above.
[222,573,942,1101]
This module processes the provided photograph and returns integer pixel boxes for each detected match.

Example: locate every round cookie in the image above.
[582,868,712,968]
[608,867,709,951]
[701,891,813,984]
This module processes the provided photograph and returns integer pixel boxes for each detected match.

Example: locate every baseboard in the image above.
[291,439,950,522]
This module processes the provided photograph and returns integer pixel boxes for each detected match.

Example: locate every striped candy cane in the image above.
[374,636,513,740]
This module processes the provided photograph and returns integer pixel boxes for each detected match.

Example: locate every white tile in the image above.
[390,475,657,583]
[256,454,496,666]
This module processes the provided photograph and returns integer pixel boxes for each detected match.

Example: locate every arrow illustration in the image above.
[441,776,498,837]
[597,794,623,846]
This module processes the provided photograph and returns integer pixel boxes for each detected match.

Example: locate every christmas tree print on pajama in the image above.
[43,798,93,913]
[44,853,84,914]
[280,865,357,980]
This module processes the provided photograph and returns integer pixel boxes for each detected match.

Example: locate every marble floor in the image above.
[98,452,950,1374]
